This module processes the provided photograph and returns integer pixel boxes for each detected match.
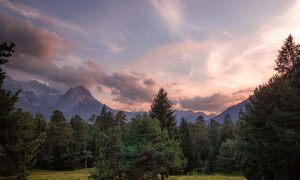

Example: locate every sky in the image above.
[1,0,300,113]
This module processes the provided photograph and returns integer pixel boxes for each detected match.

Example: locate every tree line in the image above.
[1,34,300,179]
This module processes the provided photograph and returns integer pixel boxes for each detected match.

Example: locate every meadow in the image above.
[20,169,246,180]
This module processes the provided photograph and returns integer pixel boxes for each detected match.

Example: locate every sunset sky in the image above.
[1,0,300,113]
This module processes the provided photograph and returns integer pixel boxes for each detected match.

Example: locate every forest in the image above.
[0,34,300,180]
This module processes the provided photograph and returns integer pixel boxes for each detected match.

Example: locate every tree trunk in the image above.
[161,174,165,180]
[84,135,87,169]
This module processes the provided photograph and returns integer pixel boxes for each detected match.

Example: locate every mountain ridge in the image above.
[3,77,246,123]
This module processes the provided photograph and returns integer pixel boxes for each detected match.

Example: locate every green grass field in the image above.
[22,169,245,180]
[168,175,246,180]
[27,169,91,180]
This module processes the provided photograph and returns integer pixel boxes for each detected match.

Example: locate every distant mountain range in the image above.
[212,100,247,123]
[3,77,247,123]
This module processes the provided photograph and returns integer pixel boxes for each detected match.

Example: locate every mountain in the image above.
[55,85,103,119]
[3,77,62,118]
[211,100,247,123]
[3,77,104,120]
[175,110,216,123]
[3,77,247,123]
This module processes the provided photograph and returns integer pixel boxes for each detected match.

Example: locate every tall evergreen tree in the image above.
[150,88,177,139]
[44,110,73,170]
[190,119,211,173]
[217,139,240,174]
[207,119,221,172]
[122,115,185,180]
[275,34,300,74]
[114,110,127,135]
[70,115,91,169]
[10,109,46,179]
[91,111,127,179]
[179,118,194,173]
[208,119,221,153]
[95,105,114,132]
[220,114,235,144]
[238,35,300,179]
[0,43,20,176]
[90,131,114,179]
[34,113,47,137]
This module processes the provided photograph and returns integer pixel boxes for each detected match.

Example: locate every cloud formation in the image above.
[102,73,156,104]
[1,0,299,112]
[0,13,74,59]
[179,88,252,112]
[149,0,182,35]
[0,13,155,105]
[0,0,85,35]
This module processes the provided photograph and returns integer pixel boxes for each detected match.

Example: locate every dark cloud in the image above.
[143,78,156,87]
[102,73,155,104]
[0,13,74,59]
[1,14,155,105]
[179,89,252,112]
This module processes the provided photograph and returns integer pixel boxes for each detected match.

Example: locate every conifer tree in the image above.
[44,110,73,170]
[190,119,211,172]
[70,115,91,169]
[207,119,221,172]
[238,35,300,179]
[150,88,177,139]
[122,115,185,179]
[10,109,46,179]
[275,34,300,74]
[179,118,194,173]
[220,114,235,144]
[95,105,114,132]
[0,43,20,176]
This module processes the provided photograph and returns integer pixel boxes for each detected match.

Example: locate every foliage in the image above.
[2,169,245,180]
[179,119,194,173]
[150,88,177,139]
[90,131,114,180]
[70,115,92,169]
[43,110,73,170]
[217,139,240,174]
[90,110,125,179]
[220,114,235,144]
[10,109,46,179]
[238,35,300,179]
[275,34,300,74]
[189,118,212,173]
[122,115,185,179]
[0,43,19,176]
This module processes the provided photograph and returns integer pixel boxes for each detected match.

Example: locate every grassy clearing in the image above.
[169,175,246,180]
[14,169,245,180]
[27,169,91,180]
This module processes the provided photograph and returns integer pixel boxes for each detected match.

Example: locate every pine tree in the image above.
[91,111,127,179]
[207,119,221,172]
[70,115,91,169]
[114,110,127,135]
[275,34,300,74]
[220,114,235,144]
[238,35,300,179]
[0,43,20,176]
[189,119,211,173]
[122,115,185,179]
[217,139,240,174]
[44,110,73,170]
[10,109,46,179]
[34,113,47,137]
[150,88,177,139]
[90,131,114,179]
[95,105,114,132]
[179,118,194,173]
